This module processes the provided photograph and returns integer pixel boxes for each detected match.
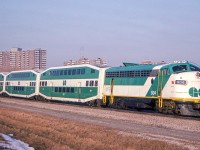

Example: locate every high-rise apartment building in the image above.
[0,48,46,72]
[64,57,107,66]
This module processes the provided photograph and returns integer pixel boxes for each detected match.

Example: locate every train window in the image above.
[71,87,74,93]
[64,70,68,75]
[72,69,76,75]
[77,69,81,75]
[43,73,46,76]
[90,80,94,86]
[91,69,95,73]
[63,87,66,92]
[67,87,70,92]
[63,80,66,86]
[135,71,140,77]
[60,70,63,76]
[150,70,159,77]
[162,68,170,75]
[18,81,20,85]
[119,71,125,77]
[59,87,62,92]
[81,69,85,74]
[22,87,24,91]
[68,70,72,75]
[86,81,89,86]
[190,65,200,71]
[55,87,58,92]
[95,80,98,86]
[173,65,187,73]
[56,70,59,76]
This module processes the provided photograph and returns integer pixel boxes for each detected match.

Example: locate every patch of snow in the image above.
[0,133,34,150]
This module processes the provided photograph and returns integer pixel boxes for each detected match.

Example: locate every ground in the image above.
[0,106,185,150]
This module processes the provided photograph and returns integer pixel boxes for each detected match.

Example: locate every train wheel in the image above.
[119,100,126,109]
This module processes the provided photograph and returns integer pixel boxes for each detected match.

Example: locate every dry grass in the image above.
[0,106,185,150]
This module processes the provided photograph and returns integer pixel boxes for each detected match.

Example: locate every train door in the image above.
[157,68,171,109]
[157,70,164,108]
[110,78,114,104]
[78,82,81,101]
[25,83,28,98]
[50,82,53,99]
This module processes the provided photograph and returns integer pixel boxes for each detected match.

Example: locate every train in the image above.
[0,60,200,116]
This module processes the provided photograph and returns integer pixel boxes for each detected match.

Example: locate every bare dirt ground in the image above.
[0,97,200,150]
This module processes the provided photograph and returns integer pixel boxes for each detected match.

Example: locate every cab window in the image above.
[172,65,187,73]
[190,65,200,71]
[162,68,170,75]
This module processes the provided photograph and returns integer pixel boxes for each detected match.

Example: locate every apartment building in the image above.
[64,57,107,66]
[0,48,46,72]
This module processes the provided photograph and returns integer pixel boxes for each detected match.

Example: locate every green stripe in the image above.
[40,86,98,99]
[105,77,148,85]
[5,86,36,95]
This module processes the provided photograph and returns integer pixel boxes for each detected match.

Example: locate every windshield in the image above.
[172,65,187,73]
[190,65,200,71]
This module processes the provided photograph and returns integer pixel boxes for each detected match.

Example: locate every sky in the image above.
[0,0,200,67]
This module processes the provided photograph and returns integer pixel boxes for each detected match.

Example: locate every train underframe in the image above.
[1,92,200,116]
[92,96,200,116]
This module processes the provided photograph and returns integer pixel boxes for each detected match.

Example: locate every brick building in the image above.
[64,57,107,66]
[0,48,46,72]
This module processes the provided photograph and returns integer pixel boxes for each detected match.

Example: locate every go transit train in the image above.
[1,61,200,116]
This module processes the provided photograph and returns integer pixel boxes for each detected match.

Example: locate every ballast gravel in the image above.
[0,97,200,150]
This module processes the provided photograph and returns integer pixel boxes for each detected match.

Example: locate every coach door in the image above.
[110,78,114,104]
[50,82,53,99]
[78,82,81,101]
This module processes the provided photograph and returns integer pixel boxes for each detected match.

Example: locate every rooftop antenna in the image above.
[80,46,85,58]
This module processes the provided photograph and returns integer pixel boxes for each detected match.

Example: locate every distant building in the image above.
[0,48,46,72]
[64,57,107,66]
[141,60,166,65]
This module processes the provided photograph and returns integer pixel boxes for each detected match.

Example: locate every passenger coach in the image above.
[39,64,107,104]
[5,70,40,98]
[0,73,6,95]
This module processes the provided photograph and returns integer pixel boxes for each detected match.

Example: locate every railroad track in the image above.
[1,96,199,122]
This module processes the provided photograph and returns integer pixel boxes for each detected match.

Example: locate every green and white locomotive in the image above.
[103,61,200,116]
[5,70,40,98]
[39,64,107,104]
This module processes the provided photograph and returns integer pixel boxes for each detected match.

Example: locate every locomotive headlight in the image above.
[196,72,200,78]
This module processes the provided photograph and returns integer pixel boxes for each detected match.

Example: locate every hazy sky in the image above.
[0,0,200,67]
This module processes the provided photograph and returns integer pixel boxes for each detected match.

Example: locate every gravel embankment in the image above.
[0,97,200,150]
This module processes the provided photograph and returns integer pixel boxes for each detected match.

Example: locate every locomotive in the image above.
[1,61,200,116]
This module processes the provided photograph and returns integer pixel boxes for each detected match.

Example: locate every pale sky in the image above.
[0,0,200,67]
